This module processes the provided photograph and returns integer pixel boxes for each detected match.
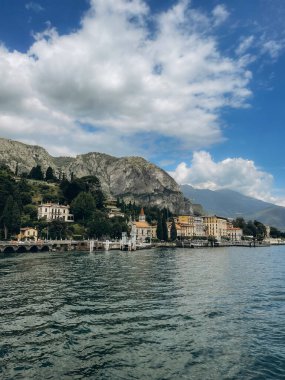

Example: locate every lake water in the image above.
[0,247,285,379]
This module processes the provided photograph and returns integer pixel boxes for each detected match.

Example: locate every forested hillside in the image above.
[0,165,169,241]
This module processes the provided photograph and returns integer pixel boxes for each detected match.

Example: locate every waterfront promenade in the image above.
[1,238,282,254]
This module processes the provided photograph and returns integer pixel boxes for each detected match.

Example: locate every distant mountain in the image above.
[181,184,285,230]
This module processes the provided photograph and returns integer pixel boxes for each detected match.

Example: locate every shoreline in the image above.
[1,238,284,254]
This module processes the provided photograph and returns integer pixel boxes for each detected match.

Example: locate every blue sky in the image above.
[0,0,285,204]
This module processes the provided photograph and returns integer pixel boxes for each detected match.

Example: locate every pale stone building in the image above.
[38,203,74,222]
[226,227,243,241]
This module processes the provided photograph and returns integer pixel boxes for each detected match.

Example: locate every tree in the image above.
[60,179,86,203]
[71,192,97,224]
[233,217,246,230]
[0,170,15,216]
[17,179,32,206]
[1,196,21,239]
[162,214,168,241]
[244,220,257,237]
[45,166,56,181]
[94,189,105,209]
[110,222,122,239]
[28,165,44,181]
[36,219,48,239]
[48,220,69,240]
[22,204,38,221]
[170,219,177,241]
[254,220,266,241]
[156,212,163,240]
[269,226,285,239]
[88,219,111,239]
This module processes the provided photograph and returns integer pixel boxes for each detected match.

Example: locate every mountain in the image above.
[0,138,192,214]
[181,184,285,230]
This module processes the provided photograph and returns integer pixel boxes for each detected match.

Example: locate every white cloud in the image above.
[169,151,285,206]
[212,4,229,26]
[0,0,252,156]
[262,40,283,60]
[25,2,44,13]
[236,37,284,69]
[236,36,255,56]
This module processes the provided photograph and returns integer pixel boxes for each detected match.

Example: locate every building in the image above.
[130,208,153,243]
[150,224,157,239]
[38,203,74,222]
[17,227,38,241]
[105,198,125,218]
[203,215,228,241]
[225,220,243,241]
[176,215,206,239]
[177,215,194,238]
[193,216,206,237]
[226,227,243,241]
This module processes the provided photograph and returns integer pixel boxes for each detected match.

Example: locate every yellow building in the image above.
[17,227,38,241]
[177,215,194,238]
[203,215,228,241]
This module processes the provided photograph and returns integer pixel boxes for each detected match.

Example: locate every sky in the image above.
[0,0,285,205]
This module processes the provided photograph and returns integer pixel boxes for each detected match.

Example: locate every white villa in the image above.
[38,203,74,222]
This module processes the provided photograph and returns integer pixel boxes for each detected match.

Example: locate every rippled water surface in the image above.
[1,247,285,379]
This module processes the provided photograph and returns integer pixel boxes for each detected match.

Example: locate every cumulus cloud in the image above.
[0,0,252,156]
[169,151,285,206]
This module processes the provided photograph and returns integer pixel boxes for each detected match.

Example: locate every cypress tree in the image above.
[170,219,177,241]
[156,212,163,240]
[162,214,168,241]
[45,166,55,181]
[28,165,44,180]
[1,196,21,239]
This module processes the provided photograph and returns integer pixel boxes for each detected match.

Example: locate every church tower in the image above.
[139,208,146,222]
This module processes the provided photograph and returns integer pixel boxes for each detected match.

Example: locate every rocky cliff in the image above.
[0,138,192,214]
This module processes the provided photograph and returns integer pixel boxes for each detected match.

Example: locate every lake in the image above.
[0,246,285,379]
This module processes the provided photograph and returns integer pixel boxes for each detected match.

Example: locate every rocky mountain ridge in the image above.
[0,138,192,214]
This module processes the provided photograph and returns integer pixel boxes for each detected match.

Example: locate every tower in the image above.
[139,208,146,222]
